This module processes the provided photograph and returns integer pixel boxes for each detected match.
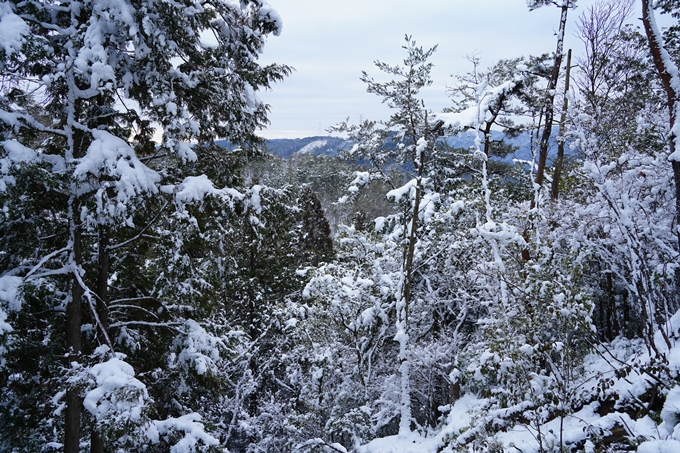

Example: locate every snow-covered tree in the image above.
[331,35,448,435]
[527,0,577,209]
[0,0,288,450]
[641,0,680,244]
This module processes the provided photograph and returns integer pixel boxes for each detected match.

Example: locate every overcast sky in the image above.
[254,0,638,139]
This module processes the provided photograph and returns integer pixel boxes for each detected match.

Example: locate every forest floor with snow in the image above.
[359,311,680,453]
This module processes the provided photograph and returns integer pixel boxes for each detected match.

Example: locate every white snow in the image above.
[438,80,518,130]
[669,149,680,162]
[175,175,243,206]
[374,216,386,232]
[637,440,680,453]
[175,175,219,204]
[177,142,198,162]
[386,179,417,203]
[258,3,283,37]
[0,2,29,57]
[357,311,680,453]
[350,171,371,187]
[297,139,328,154]
[174,319,222,375]
[3,140,37,163]
[416,137,428,153]
[147,413,219,453]
[248,185,263,214]
[419,192,440,222]
[519,343,534,355]
[0,309,11,334]
[83,353,148,424]
[0,275,22,311]
[661,385,680,437]
[75,130,160,205]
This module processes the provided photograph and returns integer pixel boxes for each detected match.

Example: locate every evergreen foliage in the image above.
[2,0,680,452]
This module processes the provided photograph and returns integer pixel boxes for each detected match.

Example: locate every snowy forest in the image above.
[1,0,680,452]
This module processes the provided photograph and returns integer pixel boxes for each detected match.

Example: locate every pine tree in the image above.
[331,35,452,436]
[0,0,289,450]
[298,186,334,265]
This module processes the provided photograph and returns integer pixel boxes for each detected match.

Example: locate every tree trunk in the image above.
[96,229,110,342]
[397,115,432,435]
[91,431,105,453]
[92,229,110,453]
[402,169,423,323]
[533,1,570,207]
[641,0,680,246]
[523,1,571,262]
[64,198,82,453]
[65,93,85,453]
[551,48,572,201]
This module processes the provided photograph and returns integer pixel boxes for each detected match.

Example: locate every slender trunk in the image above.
[523,1,571,262]
[397,113,430,435]
[533,1,570,207]
[96,229,110,342]
[483,122,493,157]
[397,160,422,436]
[402,169,423,321]
[397,336,411,435]
[606,272,617,340]
[550,49,572,201]
[91,431,105,453]
[247,225,260,418]
[65,198,82,453]
[91,229,110,453]
[641,0,680,246]
[64,98,86,451]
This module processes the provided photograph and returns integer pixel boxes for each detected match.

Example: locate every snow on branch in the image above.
[147,413,220,453]
[75,130,160,196]
[438,80,519,131]
[0,275,21,336]
[173,319,224,376]
[174,174,243,207]
[82,348,149,425]
[0,275,23,313]
[386,178,418,203]
[74,130,160,224]
[0,3,29,57]
[258,3,283,36]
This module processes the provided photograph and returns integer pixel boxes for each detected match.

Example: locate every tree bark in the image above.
[551,48,573,201]
[96,229,110,342]
[523,1,572,261]
[64,198,82,453]
[402,159,423,323]
[92,229,110,453]
[533,1,570,207]
[91,431,105,453]
[65,96,85,453]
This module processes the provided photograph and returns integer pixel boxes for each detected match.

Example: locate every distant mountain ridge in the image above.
[215,136,351,158]
[216,130,566,162]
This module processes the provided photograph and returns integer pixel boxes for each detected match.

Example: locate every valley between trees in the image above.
[1,0,680,452]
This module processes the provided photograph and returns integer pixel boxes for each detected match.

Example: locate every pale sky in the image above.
[255,0,635,139]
